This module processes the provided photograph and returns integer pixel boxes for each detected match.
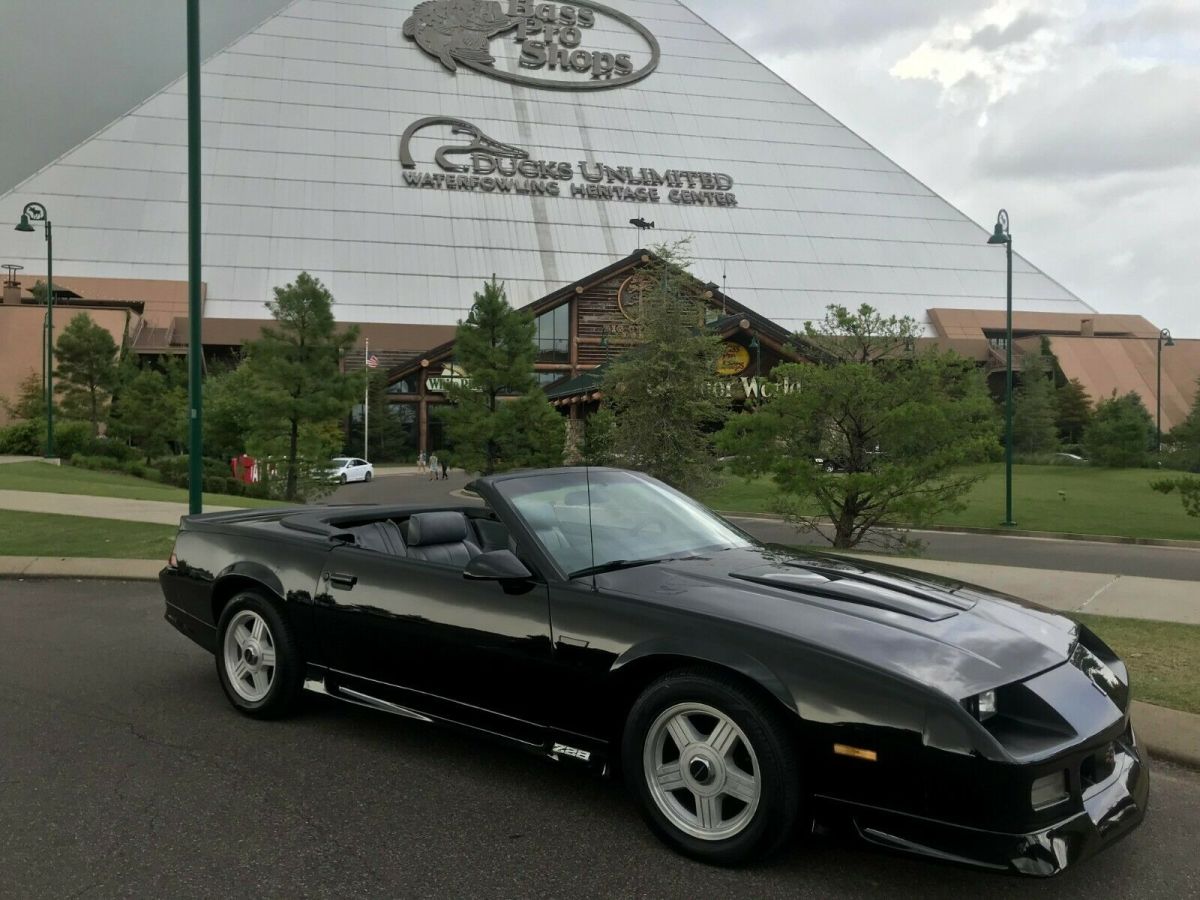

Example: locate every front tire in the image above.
[215,592,304,719]
[622,669,801,866]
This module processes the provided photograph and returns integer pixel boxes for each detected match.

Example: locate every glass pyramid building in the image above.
[0,0,1092,331]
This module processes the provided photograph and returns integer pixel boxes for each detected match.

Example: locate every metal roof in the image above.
[0,0,1094,333]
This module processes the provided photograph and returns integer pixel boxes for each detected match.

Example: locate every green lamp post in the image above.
[15,202,54,458]
[186,0,204,514]
[1157,328,1175,454]
[987,209,1016,527]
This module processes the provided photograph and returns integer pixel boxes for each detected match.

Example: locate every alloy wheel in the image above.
[643,702,761,841]
[222,609,277,702]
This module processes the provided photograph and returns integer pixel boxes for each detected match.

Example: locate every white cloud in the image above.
[689,0,1199,336]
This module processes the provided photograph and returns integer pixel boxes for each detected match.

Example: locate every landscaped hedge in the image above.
[0,420,144,460]
[69,454,162,482]
[155,455,274,499]
[0,421,42,455]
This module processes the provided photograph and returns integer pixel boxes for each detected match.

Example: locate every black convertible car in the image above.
[161,468,1147,873]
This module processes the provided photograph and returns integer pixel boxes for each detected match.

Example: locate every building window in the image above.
[535,371,567,388]
[535,304,570,364]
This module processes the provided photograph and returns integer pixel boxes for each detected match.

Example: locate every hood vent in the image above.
[730,563,976,623]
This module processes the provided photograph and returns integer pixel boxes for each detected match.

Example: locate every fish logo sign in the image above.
[400,117,530,172]
[403,1,660,91]
[403,0,520,73]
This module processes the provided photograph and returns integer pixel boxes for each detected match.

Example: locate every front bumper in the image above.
[835,730,1149,876]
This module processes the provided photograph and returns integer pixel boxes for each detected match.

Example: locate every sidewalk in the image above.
[851,553,1200,626]
[0,455,52,466]
[0,489,238,527]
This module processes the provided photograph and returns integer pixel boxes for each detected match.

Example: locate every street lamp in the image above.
[186,0,204,514]
[14,202,55,458]
[1157,328,1175,454]
[986,209,1016,527]
[748,335,762,376]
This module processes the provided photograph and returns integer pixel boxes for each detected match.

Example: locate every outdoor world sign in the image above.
[400,117,739,207]
[404,1,660,90]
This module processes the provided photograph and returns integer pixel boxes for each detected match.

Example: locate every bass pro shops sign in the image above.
[400,117,739,208]
[404,1,660,90]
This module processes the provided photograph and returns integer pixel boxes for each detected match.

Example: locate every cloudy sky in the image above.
[2,0,1196,334]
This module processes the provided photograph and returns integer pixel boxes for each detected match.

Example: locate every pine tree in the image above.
[719,305,999,550]
[1012,355,1060,454]
[243,272,359,500]
[1166,377,1200,471]
[1083,392,1155,468]
[1055,377,1093,447]
[203,363,258,463]
[54,313,120,436]
[602,244,729,494]
[437,278,564,475]
[2,370,49,422]
[109,365,186,462]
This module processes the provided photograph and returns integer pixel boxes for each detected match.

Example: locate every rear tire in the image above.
[365,471,373,483]
[215,592,304,719]
[622,669,801,866]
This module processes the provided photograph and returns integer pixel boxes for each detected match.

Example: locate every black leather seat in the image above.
[405,512,481,567]
[521,501,571,554]
[347,520,407,556]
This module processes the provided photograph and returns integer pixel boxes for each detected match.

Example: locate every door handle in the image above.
[329,573,358,590]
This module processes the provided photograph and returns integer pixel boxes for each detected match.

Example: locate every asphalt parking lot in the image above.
[2,578,1199,899]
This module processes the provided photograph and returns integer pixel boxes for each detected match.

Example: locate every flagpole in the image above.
[364,338,370,463]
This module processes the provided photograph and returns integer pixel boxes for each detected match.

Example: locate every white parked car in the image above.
[328,457,374,484]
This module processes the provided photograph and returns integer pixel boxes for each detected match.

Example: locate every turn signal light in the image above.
[834,744,878,762]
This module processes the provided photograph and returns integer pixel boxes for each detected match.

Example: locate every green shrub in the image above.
[66,453,161,482]
[87,437,137,461]
[53,421,94,459]
[153,455,272,497]
[0,421,42,455]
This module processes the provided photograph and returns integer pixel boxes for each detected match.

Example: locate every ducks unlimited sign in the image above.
[404,1,661,90]
[400,117,739,207]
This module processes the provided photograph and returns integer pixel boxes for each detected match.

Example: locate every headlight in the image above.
[966,689,998,722]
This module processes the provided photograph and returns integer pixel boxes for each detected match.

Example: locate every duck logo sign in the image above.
[401,117,740,207]
[403,1,661,90]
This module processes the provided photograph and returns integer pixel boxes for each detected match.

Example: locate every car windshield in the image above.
[331,458,350,466]
[494,470,753,578]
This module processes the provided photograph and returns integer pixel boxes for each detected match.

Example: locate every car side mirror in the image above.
[464,550,533,582]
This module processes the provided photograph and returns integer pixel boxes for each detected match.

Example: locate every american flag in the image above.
[366,355,380,369]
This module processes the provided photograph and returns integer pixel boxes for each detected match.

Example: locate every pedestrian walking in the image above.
[428,452,439,481]
[440,457,449,481]
[417,450,427,473]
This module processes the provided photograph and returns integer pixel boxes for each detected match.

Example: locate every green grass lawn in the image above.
[701,464,1199,542]
[0,510,177,560]
[1075,614,1200,716]
[0,462,283,509]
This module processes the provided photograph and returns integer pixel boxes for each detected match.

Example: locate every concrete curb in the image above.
[718,511,1200,550]
[2,557,1196,768]
[0,557,163,580]
[1133,702,1200,770]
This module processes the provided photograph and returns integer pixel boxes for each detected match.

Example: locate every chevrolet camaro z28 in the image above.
[161,467,1147,873]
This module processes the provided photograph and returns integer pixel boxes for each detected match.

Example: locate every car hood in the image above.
[595,546,1079,700]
